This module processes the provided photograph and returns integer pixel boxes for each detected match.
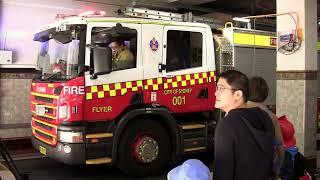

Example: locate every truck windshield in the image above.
[34,25,86,81]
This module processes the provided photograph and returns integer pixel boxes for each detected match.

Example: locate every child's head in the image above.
[167,159,210,180]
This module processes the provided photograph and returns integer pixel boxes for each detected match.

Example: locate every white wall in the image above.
[0,0,122,67]
[276,0,317,71]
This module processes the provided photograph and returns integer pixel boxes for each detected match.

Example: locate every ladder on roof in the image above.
[124,7,184,21]
[122,7,222,29]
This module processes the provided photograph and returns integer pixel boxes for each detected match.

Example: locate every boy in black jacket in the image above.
[214,70,275,180]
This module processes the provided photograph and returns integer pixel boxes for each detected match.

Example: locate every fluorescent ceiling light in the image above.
[232,17,250,23]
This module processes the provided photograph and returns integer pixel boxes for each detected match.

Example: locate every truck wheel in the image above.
[117,119,172,176]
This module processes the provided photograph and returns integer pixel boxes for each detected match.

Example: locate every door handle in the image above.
[198,88,208,99]
[158,63,167,73]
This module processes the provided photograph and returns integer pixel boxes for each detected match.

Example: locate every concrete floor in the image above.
[0,139,213,180]
[9,151,214,180]
[3,151,320,180]
[14,157,166,180]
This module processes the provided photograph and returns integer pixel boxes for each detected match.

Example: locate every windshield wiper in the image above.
[45,73,74,81]
[33,71,47,81]
[33,74,44,80]
[45,72,62,81]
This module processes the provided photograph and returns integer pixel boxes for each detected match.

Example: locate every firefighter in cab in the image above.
[109,37,134,71]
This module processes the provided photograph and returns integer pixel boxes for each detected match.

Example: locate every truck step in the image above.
[180,124,205,130]
[184,146,206,152]
[85,157,112,164]
[179,123,207,153]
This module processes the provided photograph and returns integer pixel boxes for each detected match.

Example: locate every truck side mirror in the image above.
[52,31,72,44]
[78,65,90,76]
[90,47,112,79]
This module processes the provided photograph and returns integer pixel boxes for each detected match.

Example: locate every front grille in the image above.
[31,87,58,146]
[32,91,57,121]
[35,121,53,131]
[35,96,54,103]
[34,115,54,122]
[46,108,54,114]
[32,117,57,146]
[35,130,53,141]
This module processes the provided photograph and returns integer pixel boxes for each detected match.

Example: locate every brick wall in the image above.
[0,69,37,138]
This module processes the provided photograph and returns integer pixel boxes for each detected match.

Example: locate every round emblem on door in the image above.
[149,37,159,51]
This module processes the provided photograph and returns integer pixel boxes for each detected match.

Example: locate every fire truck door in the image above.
[161,26,209,113]
[84,22,143,120]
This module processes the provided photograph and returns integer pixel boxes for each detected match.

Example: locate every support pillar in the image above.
[276,0,318,168]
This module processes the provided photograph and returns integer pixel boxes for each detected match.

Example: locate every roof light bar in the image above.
[78,10,106,17]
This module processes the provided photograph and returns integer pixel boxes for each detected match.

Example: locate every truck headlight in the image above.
[58,131,83,143]
[58,105,68,119]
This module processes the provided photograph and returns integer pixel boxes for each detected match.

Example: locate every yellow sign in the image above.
[233,32,277,47]
[39,146,47,155]
[92,106,112,113]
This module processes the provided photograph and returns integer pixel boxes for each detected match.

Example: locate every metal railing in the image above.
[0,138,29,180]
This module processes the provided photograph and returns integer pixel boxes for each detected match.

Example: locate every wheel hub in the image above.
[132,136,159,163]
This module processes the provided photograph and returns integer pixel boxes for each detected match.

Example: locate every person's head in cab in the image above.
[249,76,269,103]
[109,38,125,55]
[215,70,249,114]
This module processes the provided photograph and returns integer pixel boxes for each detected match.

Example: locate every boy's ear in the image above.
[235,90,243,100]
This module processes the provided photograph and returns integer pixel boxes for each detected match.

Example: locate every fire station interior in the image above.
[0,0,319,179]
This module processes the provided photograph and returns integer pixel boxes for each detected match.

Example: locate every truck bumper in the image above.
[32,137,86,165]
[32,136,114,165]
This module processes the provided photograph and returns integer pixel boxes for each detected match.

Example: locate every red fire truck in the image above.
[30,8,217,176]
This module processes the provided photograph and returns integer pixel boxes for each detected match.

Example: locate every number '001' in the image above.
[172,96,186,106]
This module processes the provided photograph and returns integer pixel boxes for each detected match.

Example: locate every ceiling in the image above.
[76,0,275,15]
[199,0,276,16]
[77,0,319,17]
[76,0,319,32]
[131,0,276,16]
[130,0,278,31]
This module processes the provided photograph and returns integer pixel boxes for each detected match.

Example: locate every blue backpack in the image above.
[279,147,311,180]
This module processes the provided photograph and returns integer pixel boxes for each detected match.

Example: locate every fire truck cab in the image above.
[31,8,217,176]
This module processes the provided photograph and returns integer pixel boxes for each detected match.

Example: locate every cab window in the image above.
[91,26,137,72]
[166,30,203,72]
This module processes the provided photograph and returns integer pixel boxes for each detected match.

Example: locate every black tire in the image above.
[117,118,172,176]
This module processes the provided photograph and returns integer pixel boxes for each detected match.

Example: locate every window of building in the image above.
[166,30,203,72]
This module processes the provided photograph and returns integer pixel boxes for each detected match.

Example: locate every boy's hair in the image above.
[249,76,269,102]
[218,70,249,102]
